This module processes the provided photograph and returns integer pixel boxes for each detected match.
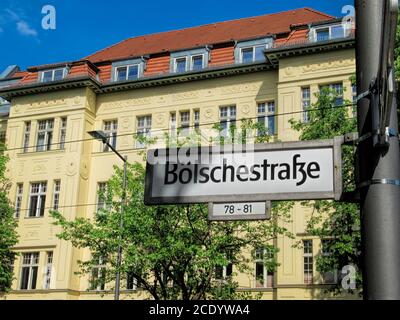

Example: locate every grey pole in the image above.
[356,0,400,299]
[114,156,128,301]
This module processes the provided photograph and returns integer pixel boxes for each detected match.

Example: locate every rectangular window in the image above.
[44,252,53,290]
[28,182,47,218]
[220,106,236,137]
[41,68,66,83]
[320,83,343,107]
[241,47,254,63]
[321,240,337,284]
[59,118,67,150]
[170,113,177,137]
[302,87,311,123]
[103,120,118,152]
[23,121,31,153]
[303,240,313,284]
[331,25,345,39]
[52,180,61,211]
[36,119,54,152]
[115,65,139,81]
[127,273,137,290]
[254,248,274,288]
[241,45,267,63]
[191,55,204,71]
[194,110,200,131]
[257,102,276,136]
[20,252,39,290]
[15,183,23,218]
[91,257,106,291]
[136,116,152,149]
[175,57,187,73]
[215,252,233,280]
[316,29,330,41]
[97,182,107,212]
[180,111,190,136]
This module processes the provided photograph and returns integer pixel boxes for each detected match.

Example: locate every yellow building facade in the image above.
[0,10,359,300]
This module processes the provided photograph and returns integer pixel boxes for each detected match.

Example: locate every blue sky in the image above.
[0,0,353,71]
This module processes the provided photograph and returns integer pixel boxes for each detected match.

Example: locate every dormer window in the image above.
[115,64,139,81]
[235,38,273,64]
[311,24,347,42]
[40,68,67,83]
[170,48,209,73]
[111,58,144,82]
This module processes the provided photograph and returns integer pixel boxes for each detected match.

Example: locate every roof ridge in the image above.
[85,7,331,61]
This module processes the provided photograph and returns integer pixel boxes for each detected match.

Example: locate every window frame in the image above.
[303,240,314,285]
[170,48,209,73]
[301,87,311,123]
[19,252,39,290]
[136,115,152,149]
[15,183,23,218]
[114,64,140,82]
[102,120,118,152]
[23,121,31,153]
[254,247,274,288]
[27,182,47,218]
[52,180,61,211]
[59,117,67,150]
[36,119,54,152]
[40,68,67,83]
[257,101,276,136]
[44,251,53,290]
[219,105,237,138]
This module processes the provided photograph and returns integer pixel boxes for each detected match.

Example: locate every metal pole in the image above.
[356,0,400,299]
[114,156,128,300]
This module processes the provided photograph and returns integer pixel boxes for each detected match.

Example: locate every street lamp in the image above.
[88,130,127,301]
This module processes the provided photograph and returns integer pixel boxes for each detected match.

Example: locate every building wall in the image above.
[3,48,358,300]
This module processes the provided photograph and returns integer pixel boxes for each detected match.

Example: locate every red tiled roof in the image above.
[85,7,334,63]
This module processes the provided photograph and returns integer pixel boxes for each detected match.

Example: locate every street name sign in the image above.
[144,137,343,205]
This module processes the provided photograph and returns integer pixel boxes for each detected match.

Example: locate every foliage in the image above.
[51,125,294,300]
[290,86,362,295]
[0,144,18,293]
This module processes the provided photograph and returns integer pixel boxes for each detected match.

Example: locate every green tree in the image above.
[51,127,294,300]
[0,143,18,293]
[290,85,361,295]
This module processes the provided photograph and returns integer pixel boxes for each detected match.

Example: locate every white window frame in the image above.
[240,44,268,63]
[52,180,61,211]
[301,87,311,123]
[190,54,205,71]
[15,183,23,218]
[220,106,236,137]
[136,116,152,149]
[254,248,274,288]
[23,121,31,153]
[28,182,47,218]
[20,252,39,290]
[303,240,314,285]
[40,68,67,83]
[114,64,140,82]
[174,57,188,73]
[36,119,54,152]
[321,240,338,284]
[59,117,67,150]
[193,110,200,130]
[312,24,348,42]
[102,120,118,152]
[179,111,190,136]
[91,257,107,291]
[257,101,276,136]
[170,112,177,137]
[44,251,53,290]
[126,273,138,291]
[96,182,108,212]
